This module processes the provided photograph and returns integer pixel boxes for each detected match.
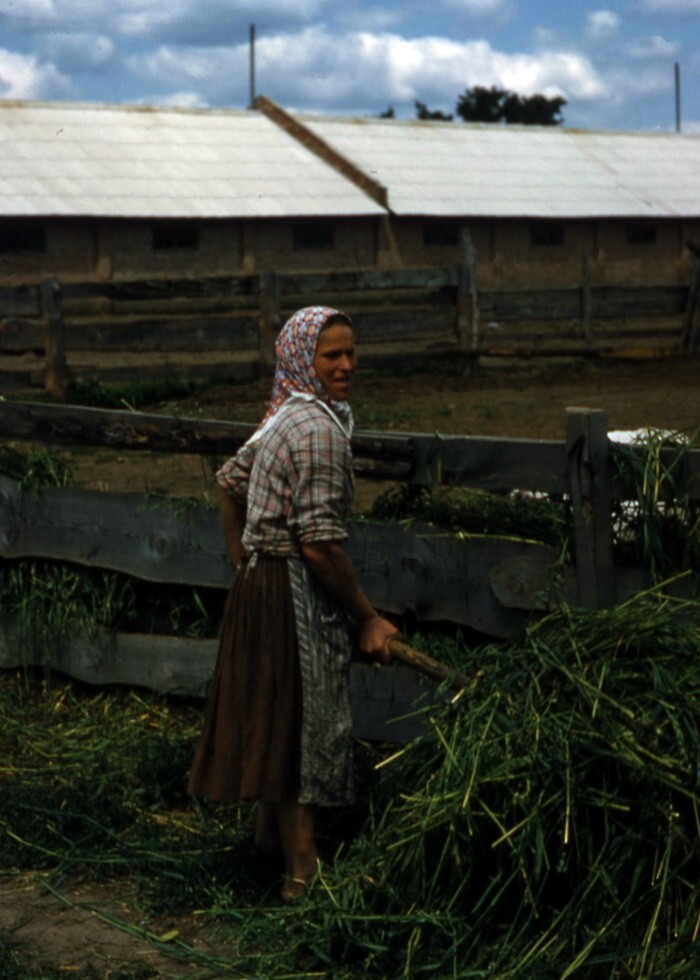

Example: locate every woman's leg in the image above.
[254,801,280,853]
[275,800,318,899]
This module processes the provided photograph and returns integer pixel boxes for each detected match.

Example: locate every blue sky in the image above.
[0,0,697,132]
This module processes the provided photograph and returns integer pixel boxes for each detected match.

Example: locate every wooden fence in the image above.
[1,399,698,739]
[0,248,695,395]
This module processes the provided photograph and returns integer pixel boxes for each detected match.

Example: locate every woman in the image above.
[187,306,398,901]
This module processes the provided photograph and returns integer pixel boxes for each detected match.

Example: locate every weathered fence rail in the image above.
[1,400,698,737]
[0,257,694,394]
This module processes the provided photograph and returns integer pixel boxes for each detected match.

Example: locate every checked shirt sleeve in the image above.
[287,424,352,544]
[216,442,255,503]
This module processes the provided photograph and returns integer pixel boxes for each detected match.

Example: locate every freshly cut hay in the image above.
[363,591,700,975]
[214,589,700,978]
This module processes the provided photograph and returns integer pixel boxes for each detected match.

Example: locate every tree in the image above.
[378,106,395,119]
[455,86,566,126]
[414,100,453,121]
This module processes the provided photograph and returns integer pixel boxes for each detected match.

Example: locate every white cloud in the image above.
[37,33,115,73]
[625,35,680,58]
[586,11,621,40]
[0,48,75,99]
[0,0,327,44]
[633,0,700,14]
[130,29,609,114]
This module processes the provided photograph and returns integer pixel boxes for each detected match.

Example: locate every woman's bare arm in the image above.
[299,540,398,663]
[221,492,247,569]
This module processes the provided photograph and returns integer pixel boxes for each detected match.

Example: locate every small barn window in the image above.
[530,222,565,247]
[423,222,459,247]
[626,224,657,246]
[151,223,199,251]
[0,221,46,254]
[292,222,335,251]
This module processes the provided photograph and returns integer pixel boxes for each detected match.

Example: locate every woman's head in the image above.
[272,306,355,402]
[256,306,355,431]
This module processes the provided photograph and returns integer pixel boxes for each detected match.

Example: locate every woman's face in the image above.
[312,324,357,401]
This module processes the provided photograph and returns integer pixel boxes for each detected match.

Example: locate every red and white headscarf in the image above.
[252,306,354,441]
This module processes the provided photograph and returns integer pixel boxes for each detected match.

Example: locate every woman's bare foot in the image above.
[280,866,317,902]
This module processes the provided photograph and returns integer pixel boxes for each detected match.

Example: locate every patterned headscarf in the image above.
[257,305,354,436]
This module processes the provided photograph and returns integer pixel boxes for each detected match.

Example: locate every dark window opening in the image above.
[530,222,565,247]
[422,222,460,247]
[151,223,200,251]
[0,222,46,254]
[292,222,335,251]
[626,224,657,246]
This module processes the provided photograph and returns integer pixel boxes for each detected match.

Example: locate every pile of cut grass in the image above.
[2,586,699,977]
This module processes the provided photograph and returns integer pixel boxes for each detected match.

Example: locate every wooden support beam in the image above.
[40,278,68,400]
[681,257,700,354]
[456,229,479,353]
[254,95,389,209]
[258,270,280,373]
[582,249,594,349]
[566,407,616,609]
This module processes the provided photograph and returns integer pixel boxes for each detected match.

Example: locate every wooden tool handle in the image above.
[387,637,473,690]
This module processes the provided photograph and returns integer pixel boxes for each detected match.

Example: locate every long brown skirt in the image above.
[187,555,302,803]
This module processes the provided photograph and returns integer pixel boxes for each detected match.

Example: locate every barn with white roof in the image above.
[0,96,698,289]
[0,100,386,284]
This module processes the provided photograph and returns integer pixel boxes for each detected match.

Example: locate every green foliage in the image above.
[414,100,453,121]
[0,444,72,492]
[65,377,204,410]
[611,431,700,580]
[0,678,248,916]
[0,560,137,667]
[455,85,566,125]
[369,482,569,550]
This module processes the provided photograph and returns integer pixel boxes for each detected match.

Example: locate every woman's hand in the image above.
[357,614,400,665]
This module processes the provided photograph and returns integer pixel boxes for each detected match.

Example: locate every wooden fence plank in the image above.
[410,432,569,494]
[0,476,563,636]
[566,408,616,608]
[29,359,259,388]
[0,317,43,353]
[0,401,413,480]
[3,401,699,496]
[0,619,435,741]
[0,285,40,318]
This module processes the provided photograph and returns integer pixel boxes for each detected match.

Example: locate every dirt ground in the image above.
[2,353,699,978]
[31,355,700,512]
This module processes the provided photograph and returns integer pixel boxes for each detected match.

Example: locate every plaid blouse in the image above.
[217,399,353,556]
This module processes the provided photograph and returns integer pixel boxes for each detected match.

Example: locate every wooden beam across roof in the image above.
[254,94,389,210]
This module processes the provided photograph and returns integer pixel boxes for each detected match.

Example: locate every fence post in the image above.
[582,249,594,349]
[258,271,280,373]
[40,278,68,400]
[681,256,700,355]
[456,230,479,373]
[565,407,616,609]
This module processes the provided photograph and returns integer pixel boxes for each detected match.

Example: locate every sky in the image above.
[0,0,698,133]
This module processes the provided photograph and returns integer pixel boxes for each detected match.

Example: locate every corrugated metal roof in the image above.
[0,101,385,219]
[298,115,700,219]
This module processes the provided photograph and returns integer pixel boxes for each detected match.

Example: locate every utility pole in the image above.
[249,24,256,108]
[675,61,681,133]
